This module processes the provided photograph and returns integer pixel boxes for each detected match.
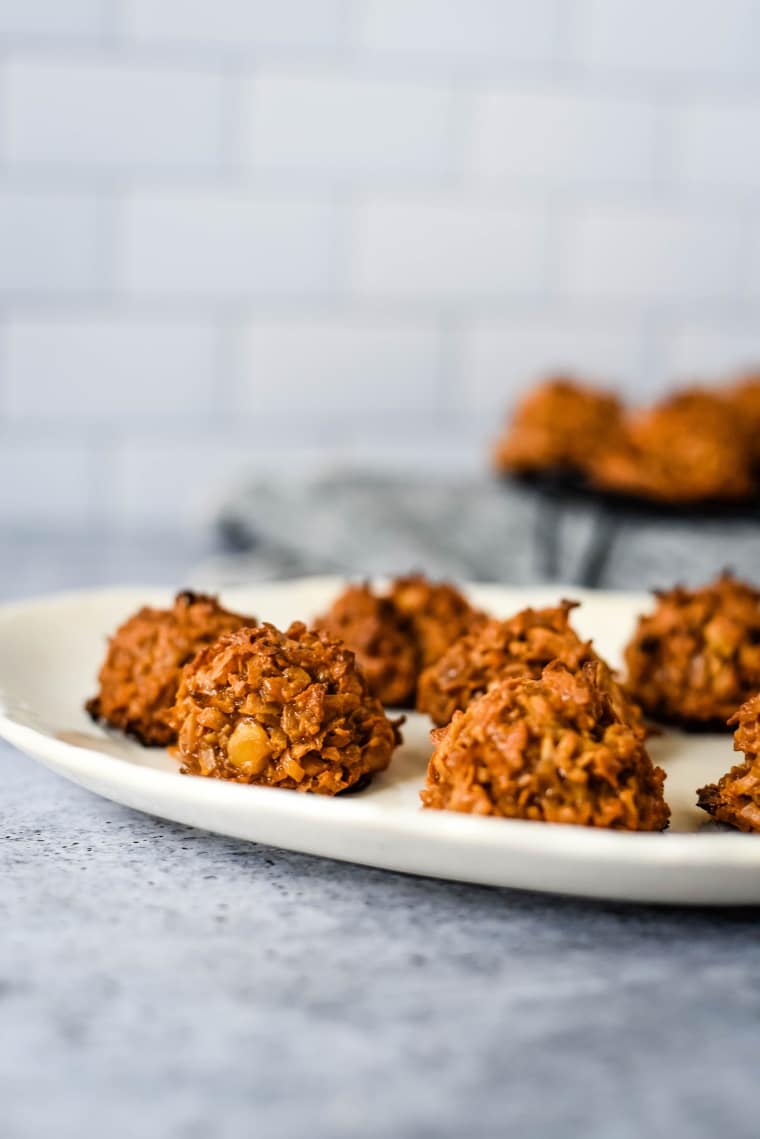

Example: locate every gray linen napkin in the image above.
[193,470,760,591]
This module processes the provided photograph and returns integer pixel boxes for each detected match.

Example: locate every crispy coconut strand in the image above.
[624,573,760,729]
[417,601,643,734]
[86,591,257,746]
[421,661,669,831]
[698,693,760,832]
[172,621,401,793]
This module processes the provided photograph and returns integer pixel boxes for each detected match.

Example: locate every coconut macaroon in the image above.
[416,601,643,734]
[171,622,400,793]
[624,574,760,729]
[313,584,419,708]
[417,602,585,726]
[315,576,485,708]
[726,375,760,464]
[421,662,669,831]
[698,694,760,832]
[493,377,624,476]
[86,591,257,747]
[388,574,487,670]
[587,389,754,504]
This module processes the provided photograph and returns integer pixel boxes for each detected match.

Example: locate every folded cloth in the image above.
[193,469,760,591]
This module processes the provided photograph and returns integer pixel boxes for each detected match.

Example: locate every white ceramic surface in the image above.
[0,577,757,906]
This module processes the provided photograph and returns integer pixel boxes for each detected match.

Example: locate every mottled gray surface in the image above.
[2,527,760,1139]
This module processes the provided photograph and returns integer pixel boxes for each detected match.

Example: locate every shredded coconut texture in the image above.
[86,591,256,746]
[171,621,401,793]
[421,661,669,831]
[417,601,643,732]
[625,573,760,728]
[315,576,485,708]
[698,693,760,832]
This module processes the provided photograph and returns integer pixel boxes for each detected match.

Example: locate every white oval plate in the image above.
[0,576,758,906]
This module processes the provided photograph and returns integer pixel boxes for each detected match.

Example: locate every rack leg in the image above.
[577,509,619,588]
[534,495,562,581]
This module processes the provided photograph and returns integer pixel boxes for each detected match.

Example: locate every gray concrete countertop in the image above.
[1,529,759,1139]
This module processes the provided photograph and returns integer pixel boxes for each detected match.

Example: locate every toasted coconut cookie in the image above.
[86,591,256,746]
[493,377,624,475]
[587,389,754,504]
[388,574,486,670]
[171,622,400,793]
[727,375,760,464]
[314,584,418,707]
[624,574,760,729]
[416,601,642,733]
[698,694,760,832]
[421,662,669,830]
[417,602,585,726]
[315,576,484,707]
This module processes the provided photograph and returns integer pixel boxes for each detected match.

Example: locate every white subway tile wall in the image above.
[6,317,222,424]
[469,91,658,186]
[241,317,441,417]
[121,193,337,296]
[7,59,227,169]
[0,191,106,294]
[671,102,760,190]
[0,1,107,41]
[459,316,645,415]
[246,74,454,179]
[124,0,346,53]
[662,324,760,377]
[561,205,744,301]
[352,198,548,297]
[570,0,758,75]
[1,0,759,527]
[359,1,558,67]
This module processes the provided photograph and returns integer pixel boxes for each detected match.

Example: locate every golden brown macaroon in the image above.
[388,574,487,670]
[420,661,669,830]
[417,602,584,726]
[417,601,642,733]
[315,576,485,708]
[86,591,256,746]
[587,388,754,504]
[726,375,760,464]
[314,584,419,707]
[493,377,625,475]
[624,574,760,729]
[697,694,760,832]
[171,621,400,793]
